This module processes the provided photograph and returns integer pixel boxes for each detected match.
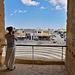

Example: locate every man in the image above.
[5,26,17,71]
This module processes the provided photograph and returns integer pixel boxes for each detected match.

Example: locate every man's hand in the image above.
[15,38,17,41]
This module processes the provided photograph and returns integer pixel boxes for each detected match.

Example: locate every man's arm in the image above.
[13,34,17,41]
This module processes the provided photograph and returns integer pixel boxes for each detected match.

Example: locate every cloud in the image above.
[18,10,23,13]
[14,10,17,13]
[56,5,61,10]
[18,10,27,13]
[21,0,40,6]
[10,14,13,16]
[10,10,27,16]
[40,6,45,9]
[49,0,67,10]
[49,0,57,5]
[24,10,27,12]
[10,10,17,16]
[49,0,67,5]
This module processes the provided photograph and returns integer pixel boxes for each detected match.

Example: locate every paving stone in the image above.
[0,64,69,75]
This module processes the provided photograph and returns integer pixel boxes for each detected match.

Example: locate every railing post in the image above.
[62,47,63,61]
[32,46,34,67]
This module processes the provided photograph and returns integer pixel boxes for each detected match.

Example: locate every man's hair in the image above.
[6,26,13,33]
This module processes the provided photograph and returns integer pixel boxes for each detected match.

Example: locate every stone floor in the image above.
[0,64,69,75]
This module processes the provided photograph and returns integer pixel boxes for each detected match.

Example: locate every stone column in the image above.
[66,0,75,75]
[0,0,5,66]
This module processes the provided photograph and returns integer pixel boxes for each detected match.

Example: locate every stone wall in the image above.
[0,0,5,66]
[0,0,75,74]
[66,0,75,75]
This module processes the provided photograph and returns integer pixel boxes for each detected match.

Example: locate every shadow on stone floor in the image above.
[0,64,69,75]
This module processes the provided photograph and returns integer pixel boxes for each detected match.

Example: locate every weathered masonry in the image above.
[0,0,75,75]
[0,0,5,66]
[66,0,75,75]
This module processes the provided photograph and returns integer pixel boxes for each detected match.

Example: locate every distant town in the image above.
[9,28,67,44]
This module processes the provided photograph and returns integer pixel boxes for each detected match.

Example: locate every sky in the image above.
[4,0,67,29]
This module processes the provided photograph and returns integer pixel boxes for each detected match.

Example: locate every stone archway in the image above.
[0,0,75,75]
[0,0,5,66]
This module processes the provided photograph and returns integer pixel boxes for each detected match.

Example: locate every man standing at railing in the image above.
[5,26,17,71]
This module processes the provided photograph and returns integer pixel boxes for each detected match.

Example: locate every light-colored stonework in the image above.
[0,0,75,75]
[66,0,75,75]
[0,0,5,66]
[0,65,69,75]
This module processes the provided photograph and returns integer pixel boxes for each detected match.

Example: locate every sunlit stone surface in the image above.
[0,0,5,65]
[66,0,75,75]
